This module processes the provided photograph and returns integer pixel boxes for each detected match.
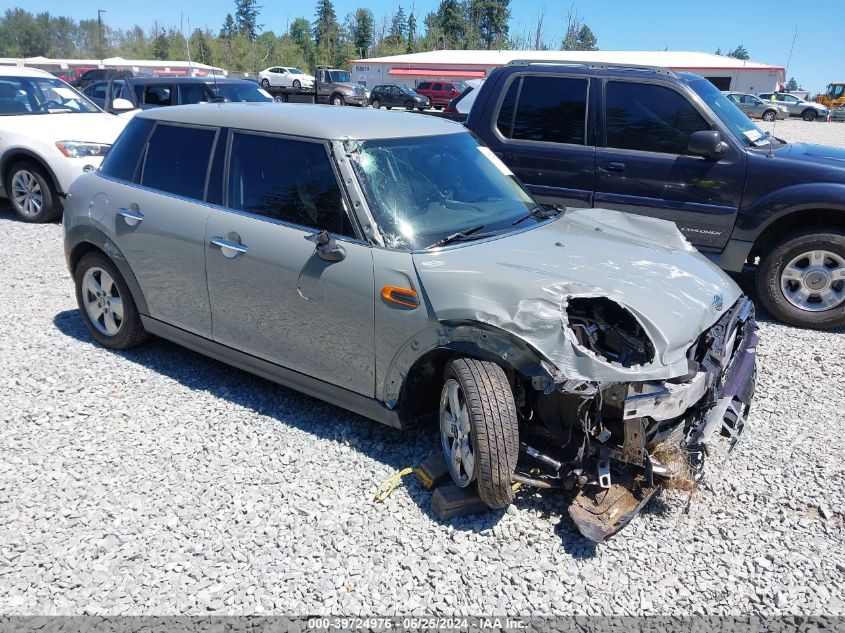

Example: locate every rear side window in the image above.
[496,75,588,145]
[141,124,216,199]
[99,117,154,182]
[226,132,355,237]
[143,85,172,106]
[605,82,710,155]
[417,82,430,90]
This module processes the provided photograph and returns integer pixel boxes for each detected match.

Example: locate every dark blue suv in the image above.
[467,61,845,329]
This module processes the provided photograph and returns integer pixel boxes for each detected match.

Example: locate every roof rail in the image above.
[505,59,677,77]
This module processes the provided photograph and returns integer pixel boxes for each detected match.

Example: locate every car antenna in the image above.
[770,24,798,158]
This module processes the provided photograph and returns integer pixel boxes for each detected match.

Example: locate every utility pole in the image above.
[97,9,107,65]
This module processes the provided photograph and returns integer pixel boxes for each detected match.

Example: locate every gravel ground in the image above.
[1,120,844,616]
[758,117,845,145]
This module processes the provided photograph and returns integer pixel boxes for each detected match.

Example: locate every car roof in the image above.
[136,102,466,140]
[125,76,252,85]
[0,65,56,79]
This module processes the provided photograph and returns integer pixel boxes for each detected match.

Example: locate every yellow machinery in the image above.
[817,82,845,109]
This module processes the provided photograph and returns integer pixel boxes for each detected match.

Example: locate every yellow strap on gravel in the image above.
[373,467,419,502]
[374,468,522,502]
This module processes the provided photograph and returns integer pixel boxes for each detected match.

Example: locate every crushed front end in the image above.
[513,296,758,542]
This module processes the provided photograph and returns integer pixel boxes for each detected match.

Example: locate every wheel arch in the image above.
[388,321,557,425]
[0,148,62,195]
[66,227,149,315]
[749,208,845,261]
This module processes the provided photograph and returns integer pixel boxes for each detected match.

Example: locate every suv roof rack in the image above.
[505,59,677,78]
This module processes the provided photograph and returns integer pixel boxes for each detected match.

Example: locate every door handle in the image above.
[210,236,248,258]
[117,207,144,226]
[605,162,626,172]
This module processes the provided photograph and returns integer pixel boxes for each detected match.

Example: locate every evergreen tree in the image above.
[406,11,416,53]
[785,77,800,91]
[727,45,749,60]
[152,25,169,59]
[349,8,374,58]
[436,0,464,48]
[471,0,510,49]
[389,5,407,46]
[220,13,236,39]
[234,0,261,42]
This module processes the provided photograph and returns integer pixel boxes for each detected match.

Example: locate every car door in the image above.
[594,80,745,250]
[486,73,595,208]
[776,94,801,115]
[204,130,376,396]
[105,120,217,336]
[388,86,402,107]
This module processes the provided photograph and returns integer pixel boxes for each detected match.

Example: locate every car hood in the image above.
[780,142,845,170]
[1,112,127,144]
[413,208,743,382]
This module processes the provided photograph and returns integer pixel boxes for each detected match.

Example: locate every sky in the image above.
[19,0,841,92]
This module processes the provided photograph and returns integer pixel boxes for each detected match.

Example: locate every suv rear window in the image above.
[605,82,709,155]
[99,117,154,182]
[496,75,588,145]
[141,123,216,199]
[226,132,355,237]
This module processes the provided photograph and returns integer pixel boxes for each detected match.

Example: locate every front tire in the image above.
[439,358,519,508]
[292,79,301,89]
[74,252,150,349]
[404,100,414,111]
[6,161,62,223]
[802,109,817,121]
[331,94,344,106]
[756,229,845,329]
[762,109,777,122]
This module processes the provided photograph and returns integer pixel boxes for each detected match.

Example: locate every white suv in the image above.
[0,66,127,222]
[257,66,315,90]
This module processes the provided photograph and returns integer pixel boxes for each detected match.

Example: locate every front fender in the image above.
[64,224,149,315]
[734,182,845,241]
[382,321,557,408]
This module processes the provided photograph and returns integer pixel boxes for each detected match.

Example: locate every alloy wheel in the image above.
[440,378,475,487]
[780,250,845,311]
[11,170,43,218]
[82,267,125,335]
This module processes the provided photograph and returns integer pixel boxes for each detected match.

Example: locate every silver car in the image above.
[725,92,787,121]
[63,104,758,541]
[757,92,829,121]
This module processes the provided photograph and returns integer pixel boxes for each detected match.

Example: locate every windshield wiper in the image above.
[511,204,564,226]
[428,224,486,248]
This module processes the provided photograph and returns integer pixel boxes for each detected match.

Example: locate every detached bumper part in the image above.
[565,297,758,542]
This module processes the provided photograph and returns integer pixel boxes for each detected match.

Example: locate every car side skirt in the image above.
[140,316,406,430]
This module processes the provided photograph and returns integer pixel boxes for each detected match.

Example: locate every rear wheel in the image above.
[439,358,519,508]
[74,252,150,349]
[260,78,270,89]
[371,98,380,109]
[6,161,62,223]
[756,229,845,329]
[761,109,778,122]
[802,108,817,121]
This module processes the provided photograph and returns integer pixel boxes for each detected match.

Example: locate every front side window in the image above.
[329,71,351,83]
[498,75,587,145]
[0,76,100,115]
[605,81,709,154]
[141,124,216,199]
[180,83,212,105]
[100,117,155,182]
[212,83,273,103]
[689,77,771,146]
[143,85,172,106]
[226,132,355,237]
[348,132,536,250]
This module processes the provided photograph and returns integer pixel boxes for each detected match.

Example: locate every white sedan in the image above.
[257,67,314,90]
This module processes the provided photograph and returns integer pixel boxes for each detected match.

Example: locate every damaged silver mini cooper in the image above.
[63,104,758,541]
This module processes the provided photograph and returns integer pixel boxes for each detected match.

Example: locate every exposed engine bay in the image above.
[513,296,758,542]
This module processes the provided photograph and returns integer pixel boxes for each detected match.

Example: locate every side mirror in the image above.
[111,97,135,112]
[688,130,728,158]
[305,230,346,262]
